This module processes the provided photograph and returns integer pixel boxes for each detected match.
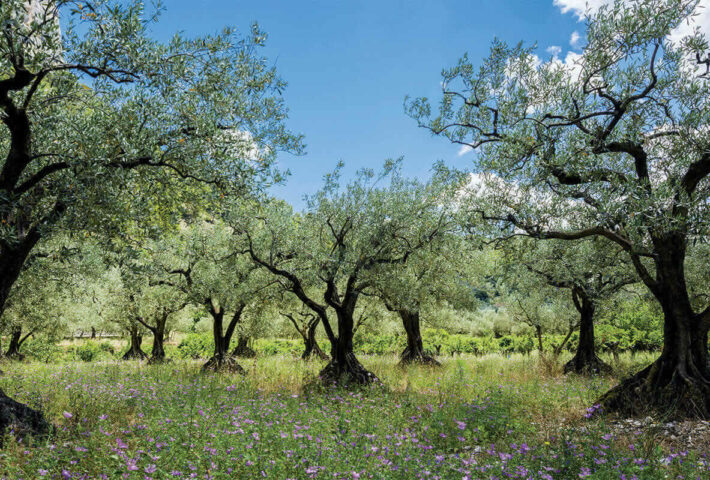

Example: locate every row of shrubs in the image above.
[8,324,664,364]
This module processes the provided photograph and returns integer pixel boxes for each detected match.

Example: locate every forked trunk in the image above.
[398,310,439,366]
[148,320,167,364]
[232,336,256,358]
[302,319,328,360]
[5,327,23,360]
[122,324,148,360]
[564,292,611,375]
[202,333,244,374]
[202,304,245,374]
[319,309,378,385]
[599,240,710,419]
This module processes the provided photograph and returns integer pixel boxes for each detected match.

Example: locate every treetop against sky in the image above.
[152,0,708,209]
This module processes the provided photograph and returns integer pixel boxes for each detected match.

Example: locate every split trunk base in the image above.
[147,355,171,365]
[318,351,378,385]
[564,352,612,375]
[399,347,440,367]
[201,355,245,374]
[122,347,148,361]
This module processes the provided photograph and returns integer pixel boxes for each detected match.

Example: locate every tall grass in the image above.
[0,353,705,479]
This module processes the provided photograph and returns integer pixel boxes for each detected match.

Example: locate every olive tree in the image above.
[238,161,461,384]
[159,221,276,373]
[0,0,302,435]
[408,0,710,418]
[366,235,478,365]
[502,238,637,374]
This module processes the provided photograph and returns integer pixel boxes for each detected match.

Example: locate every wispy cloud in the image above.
[457,145,473,156]
[570,31,581,48]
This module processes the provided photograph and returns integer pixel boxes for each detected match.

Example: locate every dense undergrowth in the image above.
[0,354,706,479]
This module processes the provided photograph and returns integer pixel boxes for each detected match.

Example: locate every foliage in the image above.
[176,332,214,359]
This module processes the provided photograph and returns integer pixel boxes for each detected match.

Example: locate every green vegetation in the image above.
[1,356,707,479]
[1,0,710,478]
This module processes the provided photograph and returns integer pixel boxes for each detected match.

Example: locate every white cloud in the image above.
[458,145,473,156]
[546,45,562,58]
[570,31,581,48]
[554,0,710,40]
[553,0,609,19]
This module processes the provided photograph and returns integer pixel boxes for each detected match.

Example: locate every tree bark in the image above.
[564,290,611,375]
[147,315,167,364]
[122,324,148,360]
[202,303,245,374]
[5,327,24,360]
[318,303,378,385]
[398,309,439,366]
[232,335,256,358]
[0,387,51,445]
[599,237,710,419]
[302,318,328,360]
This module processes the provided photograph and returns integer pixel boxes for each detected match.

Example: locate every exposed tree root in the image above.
[598,358,710,420]
[564,352,612,375]
[201,355,245,374]
[231,344,256,358]
[318,352,378,385]
[122,348,148,361]
[399,348,441,367]
[0,388,51,445]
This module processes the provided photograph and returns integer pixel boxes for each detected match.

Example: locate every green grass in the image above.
[0,353,706,479]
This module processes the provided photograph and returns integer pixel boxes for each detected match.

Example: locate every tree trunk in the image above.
[599,239,710,419]
[202,304,245,374]
[147,317,167,364]
[398,310,439,366]
[302,319,328,360]
[122,324,147,360]
[0,388,52,445]
[0,241,49,439]
[5,327,24,360]
[91,327,96,339]
[319,307,378,385]
[564,291,611,375]
[232,336,256,358]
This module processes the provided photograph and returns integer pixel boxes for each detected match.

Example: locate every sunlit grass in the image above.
[0,353,705,479]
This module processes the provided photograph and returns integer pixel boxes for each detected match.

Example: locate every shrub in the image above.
[76,342,103,362]
[176,333,213,359]
[21,336,62,363]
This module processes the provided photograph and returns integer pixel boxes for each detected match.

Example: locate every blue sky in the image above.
[154,1,584,208]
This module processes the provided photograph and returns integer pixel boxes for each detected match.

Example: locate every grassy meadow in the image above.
[0,353,707,479]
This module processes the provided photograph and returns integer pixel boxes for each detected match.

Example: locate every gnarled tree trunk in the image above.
[0,388,51,445]
[319,305,378,385]
[122,323,148,360]
[564,289,611,375]
[147,316,167,364]
[599,238,710,419]
[283,312,328,360]
[5,327,24,360]
[202,302,245,374]
[398,309,439,366]
[302,319,328,360]
[232,335,256,358]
